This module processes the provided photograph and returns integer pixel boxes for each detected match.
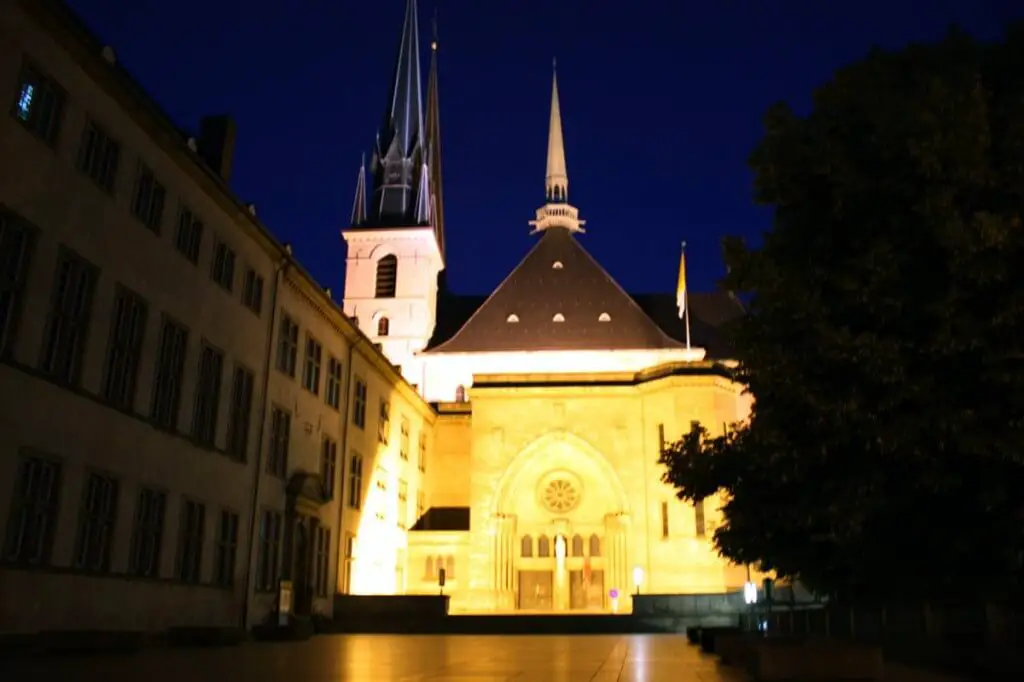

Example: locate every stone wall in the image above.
[333,594,449,619]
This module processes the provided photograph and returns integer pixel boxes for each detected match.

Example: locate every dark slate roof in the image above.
[425,227,687,353]
[429,290,486,350]
[411,506,470,532]
[427,289,743,359]
[631,291,745,359]
[360,0,432,229]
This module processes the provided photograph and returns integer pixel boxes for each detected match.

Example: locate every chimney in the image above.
[197,115,236,182]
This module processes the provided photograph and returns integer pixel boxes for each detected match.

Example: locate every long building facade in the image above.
[0,0,433,633]
[0,0,757,635]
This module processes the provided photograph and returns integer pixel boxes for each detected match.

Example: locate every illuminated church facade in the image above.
[0,0,768,635]
[340,0,754,613]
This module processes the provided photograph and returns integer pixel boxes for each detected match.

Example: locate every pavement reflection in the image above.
[3,633,749,681]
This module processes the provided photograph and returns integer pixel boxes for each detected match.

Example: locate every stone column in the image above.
[491,515,501,592]
[490,513,516,611]
[505,515,517,608]
[619,513,633,612]
[605,512,631,612]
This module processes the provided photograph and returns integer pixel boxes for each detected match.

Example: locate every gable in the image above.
[426,228,685,353]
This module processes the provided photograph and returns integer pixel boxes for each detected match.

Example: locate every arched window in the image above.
[520,535,533,557]
[589,534,601,557]
[571,534,584,557]
[537,535,551,558]
[425,556,434,579]
[454,385,466,403]
[445,555,455,579]
[375,254,397,298]
[377,316,390,337]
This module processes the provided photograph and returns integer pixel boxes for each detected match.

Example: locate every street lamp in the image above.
[743,581,758,605]
[632,566,644,595]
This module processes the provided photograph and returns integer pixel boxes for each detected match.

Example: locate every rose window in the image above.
[543,479,580,513]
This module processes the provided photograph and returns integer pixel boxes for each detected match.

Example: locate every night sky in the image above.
[67,0,1011,298]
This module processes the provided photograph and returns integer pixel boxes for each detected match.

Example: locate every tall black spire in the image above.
[360,0,431,228]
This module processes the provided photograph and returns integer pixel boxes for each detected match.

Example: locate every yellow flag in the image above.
[676,244,687,319]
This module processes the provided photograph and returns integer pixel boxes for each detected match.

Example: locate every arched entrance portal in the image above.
[489,431,631,612]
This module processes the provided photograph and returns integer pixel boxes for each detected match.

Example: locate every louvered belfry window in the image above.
[375,255,397,298]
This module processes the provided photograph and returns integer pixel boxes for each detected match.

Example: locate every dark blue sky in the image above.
[68,0,1010,296]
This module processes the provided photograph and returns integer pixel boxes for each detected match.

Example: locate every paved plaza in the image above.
[3,634,749,682]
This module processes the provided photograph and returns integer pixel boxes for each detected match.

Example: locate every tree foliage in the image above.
[660,25,1024,601]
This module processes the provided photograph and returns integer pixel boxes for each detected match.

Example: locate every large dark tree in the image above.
[660,25,1024,601]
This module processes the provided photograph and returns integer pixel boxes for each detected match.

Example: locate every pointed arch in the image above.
[520,535,533,557]
[589,534,601,557]
[571,534,584,557]
[377,316,390,337]
[537,535,551,558]
[569,532,585,557]
[490,430,630,516]
[375,254,397,298]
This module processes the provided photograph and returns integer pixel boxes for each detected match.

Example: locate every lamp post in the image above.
[743,580,758,632]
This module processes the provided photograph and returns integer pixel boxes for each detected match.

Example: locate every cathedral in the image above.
[340,0,753,613]
[0,0,759,634]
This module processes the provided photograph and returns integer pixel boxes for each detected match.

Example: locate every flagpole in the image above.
[682,241,691,350]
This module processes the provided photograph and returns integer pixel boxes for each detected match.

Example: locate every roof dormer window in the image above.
[552,261,564,269]
[598,312,611,322]
[552,313,565,323]
[506,313,519,323]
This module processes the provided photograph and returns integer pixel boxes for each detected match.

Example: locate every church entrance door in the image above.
[517,570,553,610]
[569,569,605,610]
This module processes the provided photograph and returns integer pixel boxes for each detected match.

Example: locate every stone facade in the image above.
[0,0,432,634]
[340,226,444,383]
[402,367,757,613]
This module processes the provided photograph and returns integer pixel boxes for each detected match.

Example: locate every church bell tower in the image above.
[342,0,445,380]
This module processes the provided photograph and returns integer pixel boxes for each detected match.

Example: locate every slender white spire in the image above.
[546,60,568,202]
[529,60,585,234]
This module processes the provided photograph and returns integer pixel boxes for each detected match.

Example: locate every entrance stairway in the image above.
[321,610,743,635]
[321,612,672,635]
[323,594,742,635]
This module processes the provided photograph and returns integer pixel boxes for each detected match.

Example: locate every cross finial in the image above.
[431,8,439,51]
